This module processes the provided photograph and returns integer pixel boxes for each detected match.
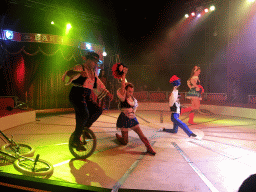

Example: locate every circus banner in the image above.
[20,33,65,45]
[0,30,103,52]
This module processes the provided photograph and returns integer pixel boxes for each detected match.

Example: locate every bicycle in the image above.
[0,130,53,177]
[69,128,97,159]
[6,96,28,111]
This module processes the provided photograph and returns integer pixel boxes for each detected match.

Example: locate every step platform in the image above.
[0,109,36,131]
[0,96,35,131]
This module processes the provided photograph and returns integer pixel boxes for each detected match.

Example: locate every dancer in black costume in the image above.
[113,66,156,155]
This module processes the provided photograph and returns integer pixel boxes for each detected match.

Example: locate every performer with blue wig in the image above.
[161,75,197,138]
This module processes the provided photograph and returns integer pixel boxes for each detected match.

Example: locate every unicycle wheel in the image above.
[13,157,53,177]
[69,129,97,159]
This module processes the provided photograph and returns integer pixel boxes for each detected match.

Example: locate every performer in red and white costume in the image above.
[112,64,156,155]
[186,66,204,125]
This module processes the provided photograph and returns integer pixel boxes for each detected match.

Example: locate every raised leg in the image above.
[188,111,197,125]
[180,107,192,115]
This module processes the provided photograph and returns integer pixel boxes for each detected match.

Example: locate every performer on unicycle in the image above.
[112,64,156,155]
[62,52,113,151]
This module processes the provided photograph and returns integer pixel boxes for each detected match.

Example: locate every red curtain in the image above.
[13,54,26,101]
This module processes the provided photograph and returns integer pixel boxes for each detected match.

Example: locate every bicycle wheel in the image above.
[1,143,35,157]
[69,129,97,159]
[13,157,53,177]
[16,102,28,110]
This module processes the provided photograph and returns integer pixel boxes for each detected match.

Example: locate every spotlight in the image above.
[248,0,255,2]
[66,23,72,30]
[191,12,196,17]
[65,23,72,35]
[197,14,201,18]
[86,43,92,50]
[103,52,107,57]
[5,30,13,40]
[204,8,209,13]
[210,6,215,11]
[185,14,189,18]
[51,21,54,25]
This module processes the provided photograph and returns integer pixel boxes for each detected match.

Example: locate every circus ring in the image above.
[0,101,256,192]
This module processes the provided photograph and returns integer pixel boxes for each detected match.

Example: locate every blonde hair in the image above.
[189,66,201,80]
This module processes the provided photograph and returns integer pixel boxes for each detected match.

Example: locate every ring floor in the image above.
[1,110,256,192]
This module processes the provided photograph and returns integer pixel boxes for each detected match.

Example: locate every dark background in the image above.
[1,0,256,106]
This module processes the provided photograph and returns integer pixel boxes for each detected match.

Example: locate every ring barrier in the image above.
[133,91,228,102]
[248,95,256,104]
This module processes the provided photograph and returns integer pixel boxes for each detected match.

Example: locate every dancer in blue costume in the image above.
[162,75,197,138]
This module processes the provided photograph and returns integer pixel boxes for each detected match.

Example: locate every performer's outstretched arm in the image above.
[120,68,128,95]
[94,74,113,101]
[62,64,88,85]
[117,67,128,102]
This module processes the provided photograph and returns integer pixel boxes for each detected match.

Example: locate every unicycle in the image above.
[6,97,28,111]
[69,129,97,159]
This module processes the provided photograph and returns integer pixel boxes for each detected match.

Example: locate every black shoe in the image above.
[83,128,92,139]
[190,133,197,137]
[164,129,177,133]
[72,141,86,151]
[169,129,177,133]
[84,132,92,139]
